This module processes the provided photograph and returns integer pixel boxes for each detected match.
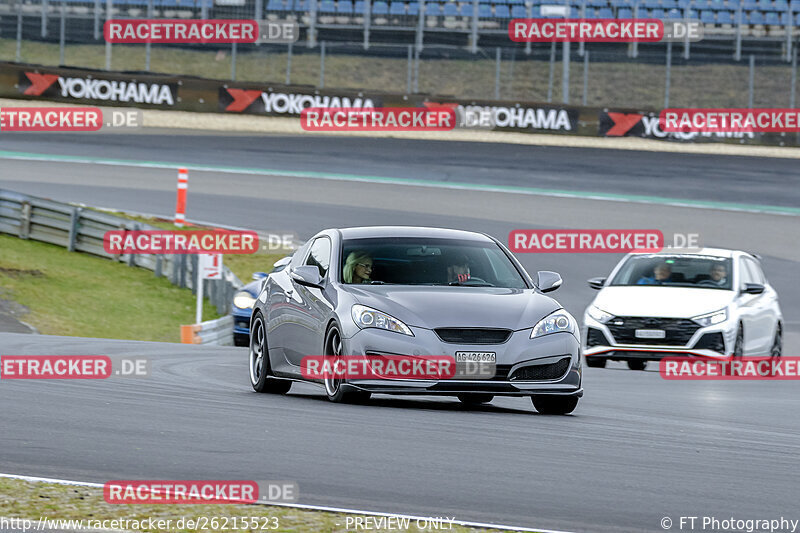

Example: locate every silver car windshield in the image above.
[609,255,733,290]
[340,237,528,288]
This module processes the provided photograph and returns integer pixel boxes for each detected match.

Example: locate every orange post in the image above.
[175,167,188,227]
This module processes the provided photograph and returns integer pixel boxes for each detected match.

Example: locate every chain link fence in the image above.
[2,0,799,108]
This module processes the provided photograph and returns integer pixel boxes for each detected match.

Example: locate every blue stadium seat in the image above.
[530,6,541,15]
[337,0,353,13]
[649,7,665,17]
[354,0,364,13]
[460,3,473,15]
[588,0,606,6]
[700,9,716,21]
[666,8,682,17]
[495,4,510,16]
[677,0,691,8]
[618,7,632,16]
[748,9,765,21]
[426,3,443,14]
[389,1,405,14]
[774,0,788,8]
[293,0,309,11]
[765,10,780,20]
[695,0,710,9]
[780,10,792,21]
[319,0,337,12]
[708,0,726,9]
[267,0,285,10]
[726,0,740,7]
[443,2,459,15]
[758,0,775,10]
[717,9,734,21]
[478,3,492,16]
[795,10,800,21]
[372,0,388,13]
[791,0,800,10]
[598,6,613,16]
[510,4,526,15]
[661,0,678,9]
[408,2,419,14]
[507,0,523,4]
[742,0,758,9]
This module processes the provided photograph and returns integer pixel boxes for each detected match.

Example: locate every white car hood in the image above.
[592,286,735,318]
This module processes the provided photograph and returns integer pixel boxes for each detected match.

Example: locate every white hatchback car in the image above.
[582,248,783,370]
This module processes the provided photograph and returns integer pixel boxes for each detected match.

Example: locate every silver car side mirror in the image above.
[290,265,324,288]
[537,271,563,293]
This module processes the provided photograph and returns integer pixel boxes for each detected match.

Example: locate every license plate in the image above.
[455,351,496,363]
[635,329,666,339]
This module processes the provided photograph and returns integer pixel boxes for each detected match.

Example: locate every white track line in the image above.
[0,473,576,533]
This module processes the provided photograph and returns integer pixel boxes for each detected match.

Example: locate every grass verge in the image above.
[0,478,505,533]
[0,234,222,341]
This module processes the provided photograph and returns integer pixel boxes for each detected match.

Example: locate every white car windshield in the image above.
[609,255,734,290]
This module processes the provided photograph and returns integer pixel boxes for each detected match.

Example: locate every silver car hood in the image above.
[344,285,561,330]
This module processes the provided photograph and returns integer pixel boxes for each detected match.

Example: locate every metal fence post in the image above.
[582,49,589,106]
[286,42,293,84]
[155,255,163,277]
[525,1,531,55]
[145,0,154,71]
[59,1,66,64]
[407,44,413,93]
[562,40,570,104]
[231,42,238,80]
[201,0,208,19]
[664,41,672,108]
[16,4,23,63]
[748,53,755,107]
[94,0,101,39]
[786,14,793,62]
[578,0,585,57]
[683,8,690,60]
[792,45,797,108]
[67,207,80,252]
[494,47,501,99]
[415,0,425,54]
[320,40,326,87]
[105,0,113,70]
[363,0,371,49]
[508,47,516,95]
[308,0,318,47]
[255,0,263,20]
[470,0,479,54]
[735,5,742,61]
[413,45,420,93]
[547,41,555,103]
[41,0,48,38]
[631,2,639,59]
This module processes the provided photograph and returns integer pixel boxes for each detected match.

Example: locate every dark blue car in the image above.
[232,257,292,346]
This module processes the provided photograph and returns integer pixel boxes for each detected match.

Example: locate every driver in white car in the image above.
[699,263,728,287]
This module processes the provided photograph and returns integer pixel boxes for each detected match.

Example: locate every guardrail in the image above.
[181,315,234,345]
[0,188,243,330]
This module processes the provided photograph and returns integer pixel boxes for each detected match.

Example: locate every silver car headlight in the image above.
[587,305,614,324]
[233,291,256,309]
[531,309,577,339]
[351,304,414,336]
[692,308,727,327]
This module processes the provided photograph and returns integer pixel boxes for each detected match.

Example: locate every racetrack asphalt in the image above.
[0,131,798,532]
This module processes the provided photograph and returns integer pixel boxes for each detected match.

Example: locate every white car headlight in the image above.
[692,308,728,327]
[351,304,414,336]
[233,291,256,309]
[531,309,577,339]
[587,305,614,324]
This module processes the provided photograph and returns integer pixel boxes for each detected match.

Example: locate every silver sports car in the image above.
[248,226,583,414]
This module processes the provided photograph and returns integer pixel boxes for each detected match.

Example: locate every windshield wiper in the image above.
[448,281,493,287]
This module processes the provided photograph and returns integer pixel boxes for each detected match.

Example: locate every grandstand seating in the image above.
[46,0,800,33]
